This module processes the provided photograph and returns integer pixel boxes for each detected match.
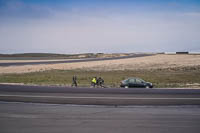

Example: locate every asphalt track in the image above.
[1,102,200,133]
[0,84,200,105]
[0,54,152,66]
[1,85,200,133]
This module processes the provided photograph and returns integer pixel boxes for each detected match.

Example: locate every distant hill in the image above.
[0,53,70,57]
[0,53,131,60]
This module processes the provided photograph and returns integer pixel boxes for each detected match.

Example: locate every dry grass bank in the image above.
[0,54,200,74]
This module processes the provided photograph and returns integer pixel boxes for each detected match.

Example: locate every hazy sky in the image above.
[0,0,200,54]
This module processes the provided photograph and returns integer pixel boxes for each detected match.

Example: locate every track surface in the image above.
[0,102,200,133]
[0,84,200,105]
[0,54,152,66]
[1,85,200,133]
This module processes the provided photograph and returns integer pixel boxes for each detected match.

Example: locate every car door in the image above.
[128,78,136,87]
[135,79,146,88]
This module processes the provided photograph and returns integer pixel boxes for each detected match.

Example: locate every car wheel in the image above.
[125,86,129,88]
[145,85,150,88]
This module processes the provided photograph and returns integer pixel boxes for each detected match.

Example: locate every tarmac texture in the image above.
[0,102,200,133]
[0,54,151,67]
[0,84,200,105]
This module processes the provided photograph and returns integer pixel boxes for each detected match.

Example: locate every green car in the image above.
[120,77,153,88]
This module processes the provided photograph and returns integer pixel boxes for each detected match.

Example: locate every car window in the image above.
[129,78,136,83]
[135,79,143,83]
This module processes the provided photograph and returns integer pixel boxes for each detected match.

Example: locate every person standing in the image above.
[98,77,104,88]
[91,77,97,88]
[71,75,77,87]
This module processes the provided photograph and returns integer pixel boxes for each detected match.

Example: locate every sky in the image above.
[0,0,200,54]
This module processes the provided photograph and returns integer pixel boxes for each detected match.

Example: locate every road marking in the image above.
[0,94,200,100]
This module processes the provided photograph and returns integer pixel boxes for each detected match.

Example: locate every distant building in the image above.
[176,52,189,54]
[189,52,200,55]
[157,52,165,54]
[164,52,176,55]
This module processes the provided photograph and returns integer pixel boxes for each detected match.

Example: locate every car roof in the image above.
[127,77,139,79]
[123,77,138,80]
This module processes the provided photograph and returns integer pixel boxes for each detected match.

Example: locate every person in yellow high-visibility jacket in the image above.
[91,77,97,87]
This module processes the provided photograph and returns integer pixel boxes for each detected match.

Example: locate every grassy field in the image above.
[0,54,200,88]
[0,67,200,88]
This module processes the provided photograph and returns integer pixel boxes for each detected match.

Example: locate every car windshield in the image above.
[123,79,129,83]
[135,78,145,83]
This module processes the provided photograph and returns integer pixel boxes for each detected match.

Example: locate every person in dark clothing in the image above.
[97,77,104,88]
[71,75,77,87]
